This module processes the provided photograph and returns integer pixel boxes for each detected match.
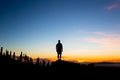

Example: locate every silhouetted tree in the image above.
[42,60,45,67]
[0,47,3,55]
[13,52,16,60]
[10,51,12,58]
[46,61,50,71]
[19,51,23,63]
[6,49,9,56]
[29,57,33,64]
[36,57,40,65]
[24,54,29,63]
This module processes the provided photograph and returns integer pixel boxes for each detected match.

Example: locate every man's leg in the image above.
[59,52,62,59]
[57,53,59,59]
[60,53,61,59]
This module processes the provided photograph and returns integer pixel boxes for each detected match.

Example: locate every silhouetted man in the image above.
[56,40,63,60]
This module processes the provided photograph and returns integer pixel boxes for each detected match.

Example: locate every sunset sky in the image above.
[0,0,120,62]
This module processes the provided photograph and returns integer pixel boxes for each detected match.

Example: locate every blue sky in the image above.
[0,0,120,62]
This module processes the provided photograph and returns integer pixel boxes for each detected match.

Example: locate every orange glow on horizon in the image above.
[30,55,120,63]
[11,50,120,63]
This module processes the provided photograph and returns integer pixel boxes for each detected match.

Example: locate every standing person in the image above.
[56,40,63,60]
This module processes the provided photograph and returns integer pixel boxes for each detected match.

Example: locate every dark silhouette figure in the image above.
[56,40,63,60]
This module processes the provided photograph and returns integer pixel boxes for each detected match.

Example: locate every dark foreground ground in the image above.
[0,51,120,79]
[1,59,120,79]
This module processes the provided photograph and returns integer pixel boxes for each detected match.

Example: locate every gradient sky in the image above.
[0,0,120,62]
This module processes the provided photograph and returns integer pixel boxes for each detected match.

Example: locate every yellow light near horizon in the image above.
[78,59,85,62]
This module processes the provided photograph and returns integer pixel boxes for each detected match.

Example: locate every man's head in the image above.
[58,40,60,43]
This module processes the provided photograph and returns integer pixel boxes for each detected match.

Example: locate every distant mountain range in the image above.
[87,62,120,67]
